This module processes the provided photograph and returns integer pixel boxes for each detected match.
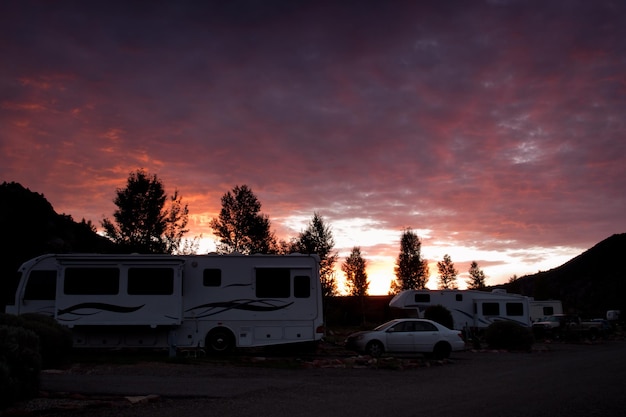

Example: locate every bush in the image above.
[424,304,454,330]
[0,325,41,409]
[0,313,73,369]
[20,314,73,368]
[484,321,534,351]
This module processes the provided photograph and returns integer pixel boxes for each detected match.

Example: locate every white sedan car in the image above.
[345,318,466,359]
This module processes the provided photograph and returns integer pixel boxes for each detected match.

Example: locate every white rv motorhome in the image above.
[5,253,324,353]
[389,289,532,331]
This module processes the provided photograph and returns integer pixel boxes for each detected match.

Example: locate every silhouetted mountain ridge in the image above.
[1,182,117,307]
[501,233,626,317]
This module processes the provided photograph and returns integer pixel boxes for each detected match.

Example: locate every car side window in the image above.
[391,322,410,332]
[414,321,438,332]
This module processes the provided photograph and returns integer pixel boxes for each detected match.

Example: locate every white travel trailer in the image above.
[6,253,324,353]
[529,300,563,322]
[389,289,532,331]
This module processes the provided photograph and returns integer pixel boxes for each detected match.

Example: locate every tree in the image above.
[209,185,276,254]
[424,305,454,330]
[176,234,202,255]
[101,169,189,254]
[437,254,458,289]
[390,228,429,294]
[467,261,487,290]
[342,247,369,296]
[293,212,338,297]
[162,190,191,254]
[507,274,522,294]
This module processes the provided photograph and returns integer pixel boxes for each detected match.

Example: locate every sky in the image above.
[2,0,625,295]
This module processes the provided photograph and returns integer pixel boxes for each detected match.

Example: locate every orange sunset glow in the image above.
[2,1,625,294]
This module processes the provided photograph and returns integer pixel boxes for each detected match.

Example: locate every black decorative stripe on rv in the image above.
[57,303,145,319]
[185,299,294,318]
[454,309,489,326]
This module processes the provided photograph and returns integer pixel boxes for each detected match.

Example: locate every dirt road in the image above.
[36,341,626,417]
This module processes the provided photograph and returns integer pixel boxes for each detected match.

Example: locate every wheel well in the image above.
[206,326,235,339]
[433,341,452,358]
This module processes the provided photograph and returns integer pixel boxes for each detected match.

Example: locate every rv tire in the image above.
[205,328,235,354]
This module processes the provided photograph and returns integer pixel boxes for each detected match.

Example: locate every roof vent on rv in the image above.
[492,289,507,294]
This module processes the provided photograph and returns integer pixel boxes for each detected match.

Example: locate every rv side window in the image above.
[256,268,290,298]
[414,294,430,303]
[24,270,57,300]
[294,275,310,298]
[128,268,174,295]
[455,294,463,301]
[543,306,554,316]
[482,302,500,316]
[64,267,119,295]
[506,302,524,316]
[203,269,221,287]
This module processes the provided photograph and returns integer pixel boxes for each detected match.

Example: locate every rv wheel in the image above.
[206,328,235,354]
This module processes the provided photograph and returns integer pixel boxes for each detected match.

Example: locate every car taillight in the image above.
[316,325,325,334]
[457,332,465,341]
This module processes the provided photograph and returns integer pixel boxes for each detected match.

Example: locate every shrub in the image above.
[424,304,454,330]
[0,325,41,408]
[20,314,73,369]
[485,321,534,351]
[0,313,73,369]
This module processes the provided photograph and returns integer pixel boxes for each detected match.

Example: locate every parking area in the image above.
[20,340,626,417]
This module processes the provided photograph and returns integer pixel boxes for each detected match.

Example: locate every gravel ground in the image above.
[5,340,626,417]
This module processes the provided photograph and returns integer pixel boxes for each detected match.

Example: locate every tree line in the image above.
[99,169,489,297]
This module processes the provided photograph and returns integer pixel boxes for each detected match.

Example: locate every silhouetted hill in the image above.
[1,182,117,308]
[501,233,626,317]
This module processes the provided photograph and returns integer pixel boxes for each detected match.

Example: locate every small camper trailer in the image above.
[6,253,324,353]
[529,300,563,322]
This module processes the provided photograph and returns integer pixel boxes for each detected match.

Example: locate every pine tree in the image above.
[467,261,487,290]
[342,247,369,296]
[437,254,458,289]
[293,213,338,297]
[391,228,429,293]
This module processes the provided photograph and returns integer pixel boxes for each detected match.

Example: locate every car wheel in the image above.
[433,342,451,359]
[366,340,384,357]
